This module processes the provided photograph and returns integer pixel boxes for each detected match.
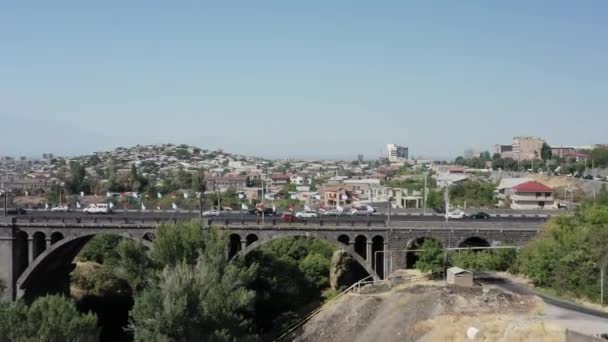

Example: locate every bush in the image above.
[0,295,98,342]
[517,205,608,302]
[415,240,445,277]
[452,248,517,272]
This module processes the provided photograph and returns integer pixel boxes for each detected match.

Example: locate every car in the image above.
[295,211,318,219]
[322,209,344,216]
[83,203,112,214]
[202,210,221,217]
[248,208,276,216]
[350,208,374,216]
[6,208,27,215]
[470,212,490,219]
[447,209,466,219]
[280,213,298,222]
[50,205,72,212]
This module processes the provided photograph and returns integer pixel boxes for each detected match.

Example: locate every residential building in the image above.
[271,173,291,186]
[551,145,590,161]
[0,175,50,192]
[320,184,354,207]
[387,188,423,209]
[497,179,555,209]
[386,144,409,162]
[493,144,515,159]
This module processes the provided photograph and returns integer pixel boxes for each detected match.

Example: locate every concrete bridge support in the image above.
[0,226,16,301]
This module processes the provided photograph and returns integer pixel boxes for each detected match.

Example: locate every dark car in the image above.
[248,208,276,216]
[280,213,298,222]
[5,208,27,215]
[470,212,490,219]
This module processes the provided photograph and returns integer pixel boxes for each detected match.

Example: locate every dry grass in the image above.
[415,314,565,342]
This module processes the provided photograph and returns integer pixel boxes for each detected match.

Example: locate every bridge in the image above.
[0,213,547,302]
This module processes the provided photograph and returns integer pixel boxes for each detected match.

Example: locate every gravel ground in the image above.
[292,279,563,342]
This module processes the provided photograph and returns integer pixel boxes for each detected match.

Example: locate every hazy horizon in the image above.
[2,1,607,160]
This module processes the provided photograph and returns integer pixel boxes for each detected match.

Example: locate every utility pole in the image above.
[2,190,7,216]
[444,183,450,223]
[261,174,265,225]
[387,198,391,225]
[423,171,428,214]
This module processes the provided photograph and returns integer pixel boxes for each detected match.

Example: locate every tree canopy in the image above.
[0,295,98,342]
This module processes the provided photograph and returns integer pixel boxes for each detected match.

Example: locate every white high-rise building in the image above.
[386,144,409,162]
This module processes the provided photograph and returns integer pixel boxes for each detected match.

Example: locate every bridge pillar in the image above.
[45,237,51,250]
[0,225,15,301]
[27,237,34,265]
[240,240,247,252]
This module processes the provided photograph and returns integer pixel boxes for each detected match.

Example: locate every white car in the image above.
[51,205,72,212]
[349,209,374,216]
[202,210,221,217]
[322,209,343,216]
[295,211,318,219]
[447,209,466,219]
[83,204,112,214]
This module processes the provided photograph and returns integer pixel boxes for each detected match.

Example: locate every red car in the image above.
[280,213,298,222]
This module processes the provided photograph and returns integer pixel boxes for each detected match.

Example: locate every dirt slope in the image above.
[294,282,564,342]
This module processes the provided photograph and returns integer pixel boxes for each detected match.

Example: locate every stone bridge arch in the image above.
[16,231,152,301]
[235,231,382,281]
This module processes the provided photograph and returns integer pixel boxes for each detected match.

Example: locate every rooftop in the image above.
[512,181,554,193]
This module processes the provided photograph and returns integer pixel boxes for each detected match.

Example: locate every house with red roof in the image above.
[498,180,556,209]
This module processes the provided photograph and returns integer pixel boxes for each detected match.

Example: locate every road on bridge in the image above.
[13,210,549,223]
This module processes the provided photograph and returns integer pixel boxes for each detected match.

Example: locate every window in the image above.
[536,192,542,197]
[538,201,545,207]
[545,192,551,197]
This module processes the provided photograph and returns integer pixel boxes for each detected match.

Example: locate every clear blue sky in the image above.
[1,1,606,160]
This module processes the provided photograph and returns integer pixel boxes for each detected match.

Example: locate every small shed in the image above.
[446,267,474,287]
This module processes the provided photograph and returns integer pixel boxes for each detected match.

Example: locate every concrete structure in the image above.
[495,137,545,160]
[206,175,248,190]
[446,267,473,287]
[386,144,409,162]
[512,136,545,161]
[0,214,543,302]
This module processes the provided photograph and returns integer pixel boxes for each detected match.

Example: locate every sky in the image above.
[1,1,607,160]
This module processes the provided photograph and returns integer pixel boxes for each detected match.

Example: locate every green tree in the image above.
[130,227,258,341]
[541,142,553,161]
[77,235,122,264]
[591,147,608,167]
[517,206,608,302]
[452,248,517,272]
[192,172,207,213]
[299,253,331,291]
[415,240,445,277]
[150,221,205,267]
[0,295,98,342]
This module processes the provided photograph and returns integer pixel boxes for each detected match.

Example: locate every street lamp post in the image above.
[1,189,7,216]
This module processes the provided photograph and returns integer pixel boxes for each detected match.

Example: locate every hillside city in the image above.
[1,136,607,214]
